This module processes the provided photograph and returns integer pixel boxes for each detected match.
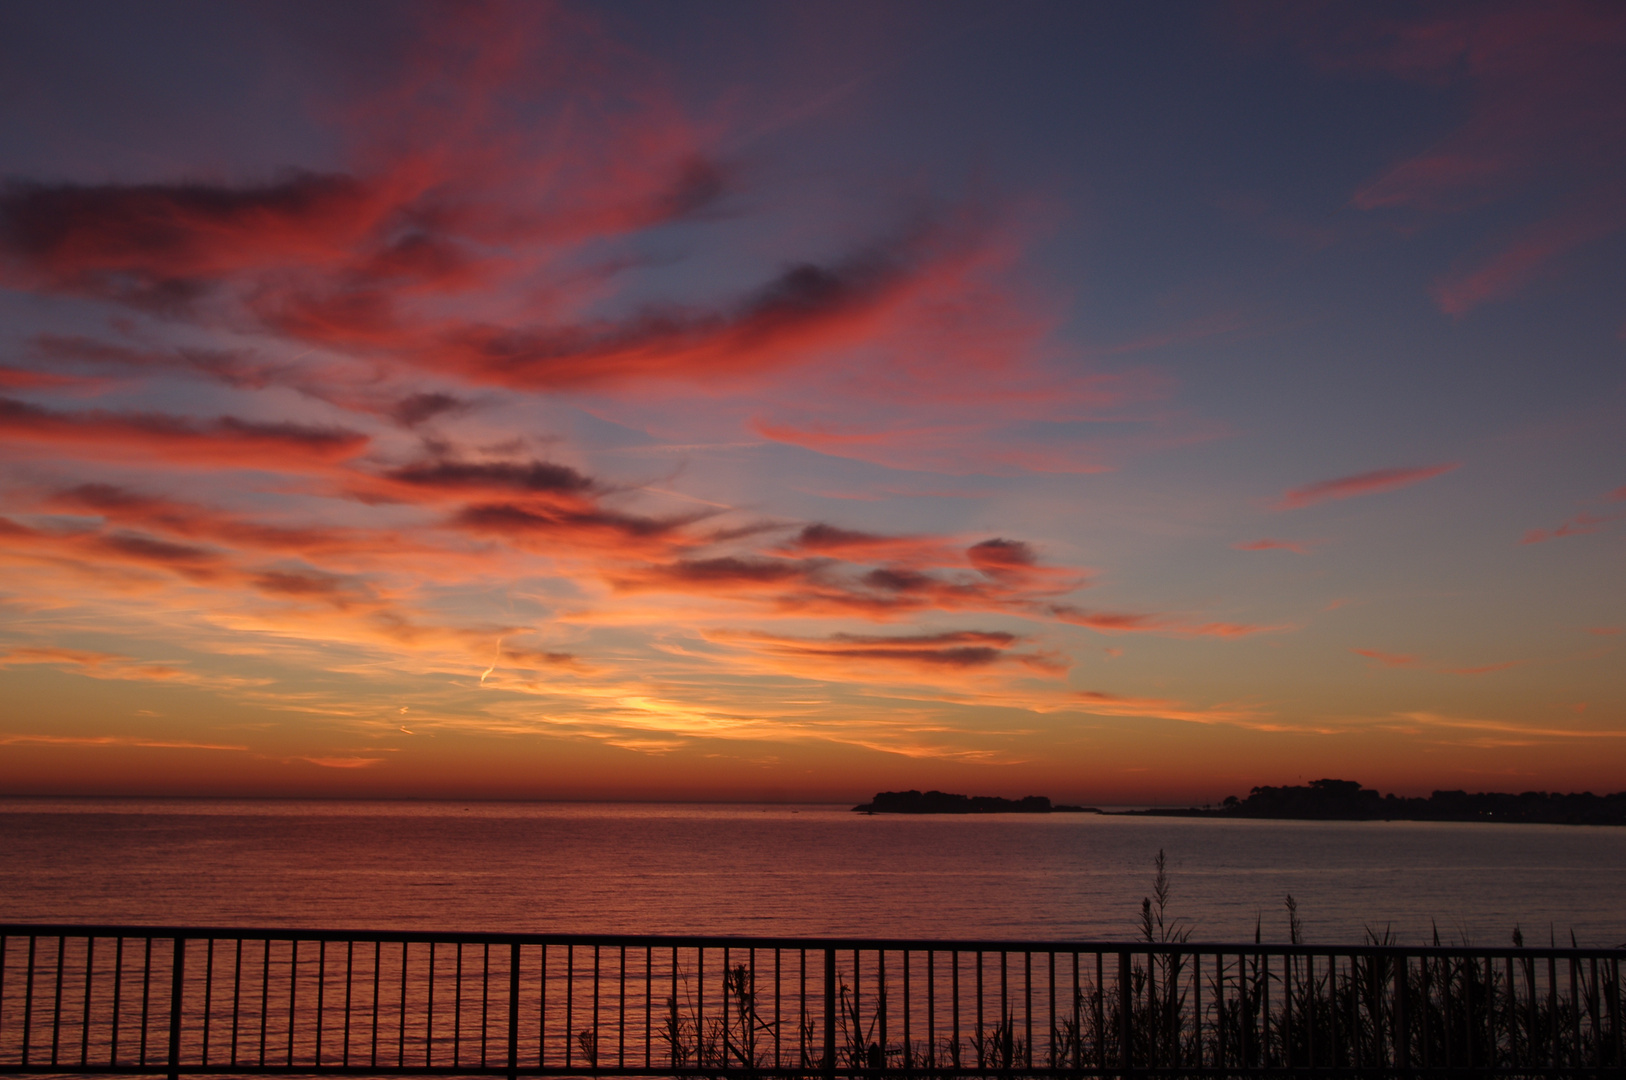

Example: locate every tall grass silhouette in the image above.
[643,850,1620,1075]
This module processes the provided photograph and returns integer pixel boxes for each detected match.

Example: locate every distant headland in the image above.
[852,790,1097,814]
[854,779,1626,825]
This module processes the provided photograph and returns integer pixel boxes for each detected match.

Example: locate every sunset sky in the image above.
[0,1,1621,803]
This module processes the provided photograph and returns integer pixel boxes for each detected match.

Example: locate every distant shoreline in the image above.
[855,780,1626,826]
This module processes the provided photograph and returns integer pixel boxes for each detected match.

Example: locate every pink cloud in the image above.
[1274,463,1459,510]
[1520,487,1626,544]
[1231,537,1315,554]
[1352,648,1422,669]
[1433,199,1626,315]
[1251,5,1626,312]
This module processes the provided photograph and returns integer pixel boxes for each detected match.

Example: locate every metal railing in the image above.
[0,925,1620,1077]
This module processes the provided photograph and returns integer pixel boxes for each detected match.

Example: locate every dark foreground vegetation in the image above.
[654,854,1624,1078]
[858,779,1626,824]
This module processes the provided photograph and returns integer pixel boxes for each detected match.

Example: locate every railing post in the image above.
[1118,951,1132,1079]
[167,937,186,1080]
[509,943,521,1080]
[1393,951,1409,1077]
[824,947,837,1080]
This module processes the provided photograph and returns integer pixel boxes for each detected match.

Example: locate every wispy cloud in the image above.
[1273,463,1459,510]
[1231,537,1317,554]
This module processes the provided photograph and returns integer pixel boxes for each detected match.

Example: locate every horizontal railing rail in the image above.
[1,925,1620,1078]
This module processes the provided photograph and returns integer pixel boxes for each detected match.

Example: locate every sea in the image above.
[4,799,1625,947]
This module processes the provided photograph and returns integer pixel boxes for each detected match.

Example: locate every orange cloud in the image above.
[707,628,1067,678]
[0,397,367,468]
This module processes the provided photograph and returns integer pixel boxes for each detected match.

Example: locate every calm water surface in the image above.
[4,799,1624,946]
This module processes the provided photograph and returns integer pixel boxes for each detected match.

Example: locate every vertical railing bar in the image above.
[111,936,125,1067]
[315,939,326,1068]
[1046,951,1054,1070]
[539,944,549,1069]
[1093,952,1103,1072]
[952,951,961,1072]
[619,945,626,1069]
[1393,951,1409,1076]
[1429,951,1440,1071]
[201,938,213,1068]
[51,933,65,1066]
[903,949,911,1073]
[258,938,269,1068]
[722,945,730,1068]
[670,945,679,1072]
[749,947,757,1070]
[287,939,298,1067]
[370,940,381,1070]
[80,935,96,1066]
[877,948,886,1068]
[0,934,7,1062]
[343,940,353,1069]
[1117,952,1130,1077]
[1548,953,1557,1071]
[1570,955,1581,1070]
[698,946,705,1070]
[927,950,936,1071]
[775,947,782,1071]
[454,942,463,1069]
[286,943,299,1066]
[1070,952,1080,1072]
[398,940,408,1069]
[1000,951,1008,1069]
[483,941,491,1068]
[798,948,807,1070]
[165,937,184,1080]
[995,949,1008,1066]
[1325,953,1335,1069]
[230,939,242,1067]
[1023,951,1032,1069]
[1215,953,1225,1070]
[1610,955,1622,1073]
[976,951,983,1069]
[645,945,653,1069]
[1260,944,1270,1069]
[852,947,860,1069]
[823,947,836,1080]
[426,940,436,1069]
[566,944,574,1070]
[141,936,153,1068]
[1192,951,1201,1072]
[506,942,520,1080]
[23,935,38,1067]
[593,944,601,1072]
[1304,952,1313,1069]
[1505,951,1518,1067]
[1282,950,1292,1070]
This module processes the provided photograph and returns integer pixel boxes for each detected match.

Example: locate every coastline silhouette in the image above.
[856,778,1626,825]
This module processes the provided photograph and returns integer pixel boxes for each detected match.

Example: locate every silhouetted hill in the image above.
[1137,778,1626,825]
[853,790,1099,814]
